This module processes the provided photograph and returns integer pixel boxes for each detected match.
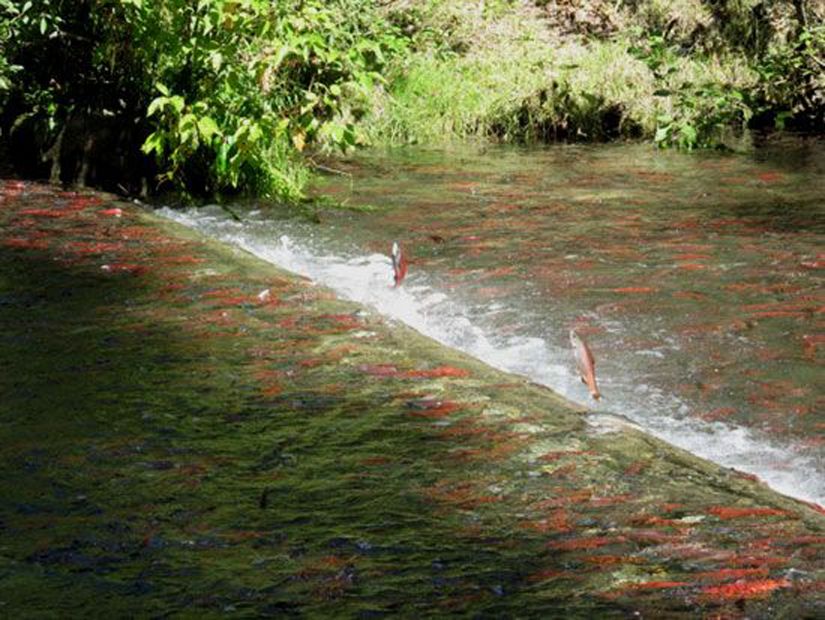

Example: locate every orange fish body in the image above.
[391,242,408,287]
[570,329,601,400]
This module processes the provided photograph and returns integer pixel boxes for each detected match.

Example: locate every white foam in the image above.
[159,206,825,505]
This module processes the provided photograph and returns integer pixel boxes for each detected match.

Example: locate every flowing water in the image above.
[160,138,825,505]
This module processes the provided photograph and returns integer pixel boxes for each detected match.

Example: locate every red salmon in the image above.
[570,329,601,400]
[391,242,408,287]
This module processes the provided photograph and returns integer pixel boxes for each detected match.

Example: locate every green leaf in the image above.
[197,116,220,140]
[1,0,20,15]
[169,96,185,114]
[679,123,697,146]
[141,132,164,156]
[774,110,792,130]
[342,125,356,147]
[179,113,198,132]
[247,123,262,144]
[216,142,230,174]
[209,51,223,72]
[147,97,166,118]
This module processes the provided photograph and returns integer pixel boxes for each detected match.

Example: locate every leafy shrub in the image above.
[629,32,755,149]
[654,83,753,149]
[0,0,405,201]
[754,23,825,130]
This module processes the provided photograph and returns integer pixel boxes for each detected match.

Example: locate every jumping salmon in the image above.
[570,329,601,400]
[391,242,408,287]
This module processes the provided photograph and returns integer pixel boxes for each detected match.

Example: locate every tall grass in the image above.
[368,31,665,144]
[367,0,806,149]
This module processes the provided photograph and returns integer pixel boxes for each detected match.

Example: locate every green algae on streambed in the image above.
[0,181,823,617]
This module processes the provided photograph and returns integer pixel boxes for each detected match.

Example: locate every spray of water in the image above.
[159,206,824,505]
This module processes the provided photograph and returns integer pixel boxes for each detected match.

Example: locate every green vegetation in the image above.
[0,1,823,201]
[371,0,823,150]
[0,0,405,200]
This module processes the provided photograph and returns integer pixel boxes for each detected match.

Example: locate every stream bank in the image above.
[1,180,823,617]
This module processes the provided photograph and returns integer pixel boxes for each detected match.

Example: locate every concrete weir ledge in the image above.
[1,181,823,617]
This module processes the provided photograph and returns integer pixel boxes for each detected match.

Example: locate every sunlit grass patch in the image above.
[368,0,766,149]
[368,34,659,144]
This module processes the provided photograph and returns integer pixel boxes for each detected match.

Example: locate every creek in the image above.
[160,138,824,505]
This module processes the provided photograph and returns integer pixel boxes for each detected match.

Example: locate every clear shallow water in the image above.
[159,139,824,505]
